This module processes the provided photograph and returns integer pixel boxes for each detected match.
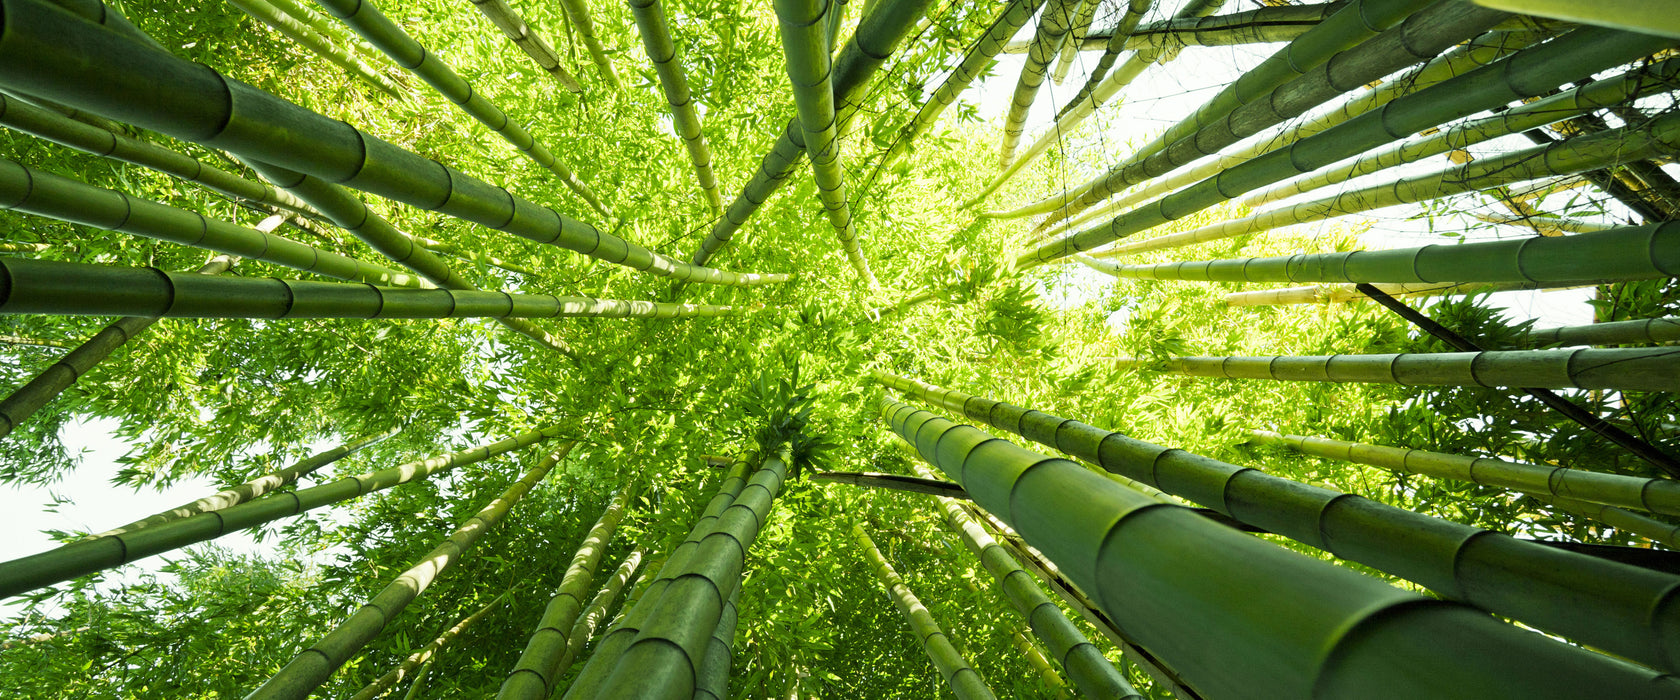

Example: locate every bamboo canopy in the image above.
[854,523,998,700]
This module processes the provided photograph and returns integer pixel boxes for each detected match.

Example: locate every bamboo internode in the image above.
[1521,316,1680,348]
[547,549,646,689]
[693,585,740,700]
[855,524,998,700]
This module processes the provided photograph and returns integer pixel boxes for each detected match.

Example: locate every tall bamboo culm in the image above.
[693,584,741,700]
[854,523,997,700]
[347,589,511,700]
[996,0,1078,168]
[464,0,583,91]
[248,446,573,700]
[557,0,621,89]
[629,0,724,212]
[546,549,646,685]
[225,0,405,98]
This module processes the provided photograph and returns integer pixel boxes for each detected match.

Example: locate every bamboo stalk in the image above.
[347,589,511,700]
[775,0,877,288]
[465,0,583,92]
[0,426,564,599]
[264,0,382,59]
[0,258,739,321]
[226,0,405,98]
[812,470,967,498]
[557,0,621,89]
[0,0,787,286]
[629,0,723,212]
[996,0,1079,168]
[1472,213,1616,236]
[497,486,636,699]
[410,235,540,276]
[876,389,1680,693]
[1470,0,1680,39]
[0,334,69,348]
[1008,627,1070,698]
[1520,316,1680,348]
[248,447,572,700]
[547,549,645,685]
[1049,0,1102,86]
[855,524,997,700]
[693,584,740,700]
[1005,2,1340,55]
[1222,280,1599,307]
[312,0,609,218]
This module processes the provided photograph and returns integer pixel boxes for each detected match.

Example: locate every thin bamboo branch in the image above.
[812,470,968,498]
[557,0,621,89]
[347,589,511,700]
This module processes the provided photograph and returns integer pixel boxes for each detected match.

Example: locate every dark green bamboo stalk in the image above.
[1009,2,1340,55]
[557,0,621,89]
[812,470,968,498]
[226,0,405,98]
[0,258,739,320]
[1018,24,1676,265]
[1470,0,1680,38]
[548,548,645,684]
[588,455,788,699]
[629,0,723,212]
[996,0,1078,168]
[248,447,570,700]
[264,0,381,58]
[94,429,399,538]
[560,462,751,699]
[687,0,932,267]
[0,1,786,286]
[855,523,997,700]
[312,0,607,218]
[0,426,563,599]
[877,392,1680,696]
[876,371,1680,674]
[0,92,316,218]
[498,485,636,699]
[0,159,423,287]
[1520,316,1680,348]
[1049,0,1101,85]
[776,0,877,287]
[347,589,511,700]
[0,253,234,440]
[464,0,583,92]
[693,584,740,700]
[921,465,1136,699]
[1221,279,1596,307]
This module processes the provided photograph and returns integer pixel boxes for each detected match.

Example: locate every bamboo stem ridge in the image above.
[465,0,583,92]
[547,548,645,684]
[921,466,1136,700]
[590,455,789,699]
[94,429,400,538]
[873,371,1680,675]
[0,426,563,599]
[0,258,739,320]
[0,160,424,287]
[1006,2,1341,54]
[311,0,608,218]
[497,486,635,699]
[1017,25,1674,265]
[248,447,572,700]
[629,0,723,212]
[560,462,752,699]
[775,0,876,288]
[0,1,785,286]
[557,0,621,89]
[1521,316,1680,348]
[996,0,1078,168]
[1251,430,1680,518]
[693,585,740,700]
[226,0,405,98]
[876,395,1680,696]
[347,589,511,700]
[0,253,233,440]
[854,524,997,700]
[686,0,932,267]
[1085,220,1680,288]
[0,92,316,218]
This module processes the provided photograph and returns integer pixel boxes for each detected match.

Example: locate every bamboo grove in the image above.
[0,0,1678,698]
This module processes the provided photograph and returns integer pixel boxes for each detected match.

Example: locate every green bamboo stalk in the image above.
[1532,493,1680,550]
[1007,2,1340,55]
[399,657,433,700]
[1471,0,1680,39]
[1050,0,1163,118]
[94,429,399,538]
[0,159,424,287]
[347,589,511,700]
[0,334,69,348]
[312,0,608,219]
[410,235,540,276]
[1251,430,1680,518]
[854,524,997,700]
[1084,221,1680,292]
[464,0,583,92]
[0,252,234,440]
[1520,316,1680,348]
[996,0,1079,168]
[775,0,877,288]
[248,447,570,700]
[0,258,738,321]
[225,0,405,99]
[497,486,636,699]
[0,1,787,286]
[1473,213,1616,236]
[687,0,932,267]
[1008,627,1069,698]
[547,548,645,683]
[264,0,382,59]
[876,391,1680,695]
[629,0,723,212]
[1221,279,1597,307]
[560,462,751,699]
[1241,56,1680,209]
[1109,345,1680,392]
[692,584,740,700]
[0,241,47,253]
[0,426,563,599]
[921,465,1137,700]
[1018,24,1672,265]
[0,92,316,218]
[588,455,788,699]
[557,0,621,90]
[245,160,575,358]
[1099,111,1680,257]
[1049,0,1101,85]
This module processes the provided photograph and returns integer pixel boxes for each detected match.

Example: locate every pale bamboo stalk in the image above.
[1470,0,1680,39]
[629,0,723,212]
[1473,213,1616,236]
[558,0,622,89]
[0,334,70,349]
[997,0,1079,168]
[1049,0,1101,85]
[347,589,511,700]
[226,0,405,98]
[465,0,583,91]
[548,549,644,681]
[1520,316,1680,348]
[264,0,382,61]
